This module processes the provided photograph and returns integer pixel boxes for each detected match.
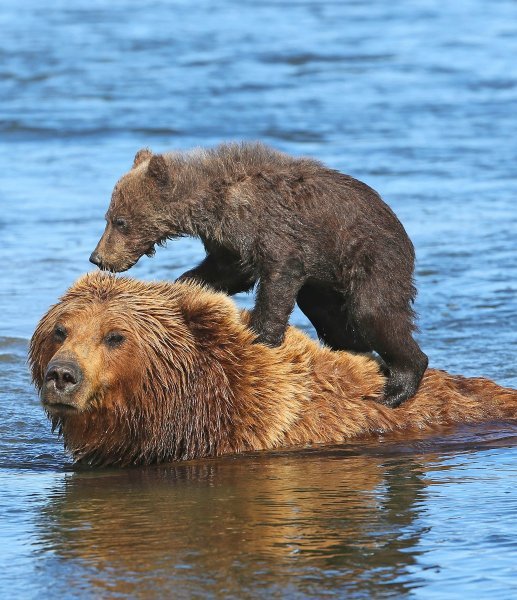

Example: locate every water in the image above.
[0,0,516,597]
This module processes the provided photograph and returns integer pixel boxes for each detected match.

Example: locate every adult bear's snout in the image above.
[43,359,83,401]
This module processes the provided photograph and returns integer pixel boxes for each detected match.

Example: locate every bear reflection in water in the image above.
[36,452,431,598]
[29,272,517,467]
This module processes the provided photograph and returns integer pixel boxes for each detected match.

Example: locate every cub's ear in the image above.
[132,148,153,169]
[147,154,170,185]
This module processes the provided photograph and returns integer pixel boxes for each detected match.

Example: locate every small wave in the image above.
[259,52,394,66]
[0,123,184,141]
[260,127,326,143]
[0,337,28,361]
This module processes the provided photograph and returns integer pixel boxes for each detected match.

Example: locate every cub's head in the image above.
[90,149,173,272]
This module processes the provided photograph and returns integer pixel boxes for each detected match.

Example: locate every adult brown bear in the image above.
[30,273,516,467]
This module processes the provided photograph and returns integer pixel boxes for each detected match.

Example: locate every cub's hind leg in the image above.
[297,282,428,408]
[296,283,370,352]
[349,279,428,408]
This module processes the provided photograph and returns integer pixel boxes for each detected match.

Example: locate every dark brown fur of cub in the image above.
[91,142,428,407]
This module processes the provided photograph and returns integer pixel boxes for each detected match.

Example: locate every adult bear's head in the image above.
[29,273,307,466]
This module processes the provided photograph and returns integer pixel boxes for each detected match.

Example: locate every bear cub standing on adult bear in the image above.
[90,142,428,408]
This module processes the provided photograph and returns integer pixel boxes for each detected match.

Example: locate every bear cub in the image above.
[90,142,428,407]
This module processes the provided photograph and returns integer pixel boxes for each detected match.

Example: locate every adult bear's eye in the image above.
[104,332,125,348]
[54,325,67,342]
[114,217,128,232]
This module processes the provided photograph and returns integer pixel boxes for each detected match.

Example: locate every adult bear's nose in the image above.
[89,251,102,267]
[45,360,82,393]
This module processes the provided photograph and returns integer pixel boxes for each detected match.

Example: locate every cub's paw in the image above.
[250,330,284,348]
[380,370,421,409]
[380,386,408,409]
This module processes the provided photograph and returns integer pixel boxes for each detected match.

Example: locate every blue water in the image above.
[0,0,516,597]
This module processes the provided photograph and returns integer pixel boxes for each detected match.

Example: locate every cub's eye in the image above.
[114,217,128,231]
[104,332,125,348]
[54,325,67,342]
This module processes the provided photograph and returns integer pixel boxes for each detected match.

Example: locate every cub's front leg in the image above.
[250,259,305,347]
[177,252,255,295]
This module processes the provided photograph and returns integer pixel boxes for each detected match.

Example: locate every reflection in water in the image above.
[36,451,431,598]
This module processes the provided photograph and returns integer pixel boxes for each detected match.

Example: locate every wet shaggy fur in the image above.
[29,273,517,467]
[90,142,428,408]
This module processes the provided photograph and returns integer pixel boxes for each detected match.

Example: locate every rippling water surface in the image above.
[1,0,516,597]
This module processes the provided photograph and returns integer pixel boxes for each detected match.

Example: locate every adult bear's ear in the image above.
[147,154,170,185]
[132,148,152,169]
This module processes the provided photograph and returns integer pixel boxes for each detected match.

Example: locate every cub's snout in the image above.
[89,251,103,268]
[89,233,141,273]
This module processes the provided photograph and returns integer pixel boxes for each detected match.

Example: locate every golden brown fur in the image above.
[29,272,517,466]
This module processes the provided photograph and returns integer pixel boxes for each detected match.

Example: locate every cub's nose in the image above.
[89,251,102,268]
[45,360,82,394]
